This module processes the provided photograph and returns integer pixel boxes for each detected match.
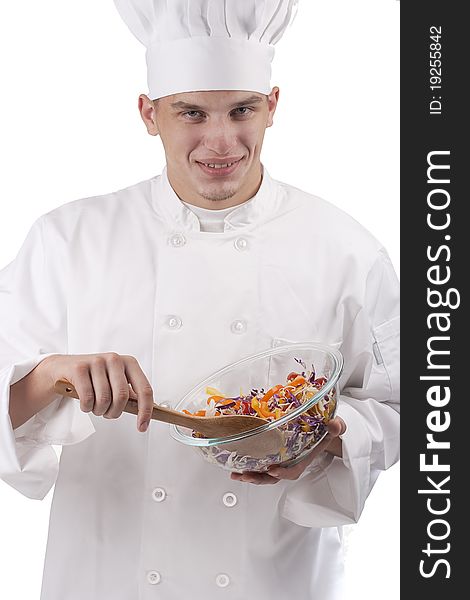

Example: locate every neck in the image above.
[166,163,263,210]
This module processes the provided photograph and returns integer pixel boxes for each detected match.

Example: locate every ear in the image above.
[266,87,280,128]
[138,94,159,136]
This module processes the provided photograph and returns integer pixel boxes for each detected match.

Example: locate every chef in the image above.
[0,1,400,599]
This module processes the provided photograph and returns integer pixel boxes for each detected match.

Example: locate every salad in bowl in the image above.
[170,342,343,473]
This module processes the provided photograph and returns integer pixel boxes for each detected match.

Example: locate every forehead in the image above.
[161,90,266,110]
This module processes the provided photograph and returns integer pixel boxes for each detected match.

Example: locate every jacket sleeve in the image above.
[282,247,399,527]
[0,216,94,500]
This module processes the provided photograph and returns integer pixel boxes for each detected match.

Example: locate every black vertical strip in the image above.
[401,2,467,597]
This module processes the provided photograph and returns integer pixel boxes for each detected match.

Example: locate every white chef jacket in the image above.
[0,167,400,600]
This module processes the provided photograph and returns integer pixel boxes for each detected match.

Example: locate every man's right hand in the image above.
[11,353,154,432]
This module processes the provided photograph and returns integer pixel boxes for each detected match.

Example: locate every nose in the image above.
[203,117,237,156]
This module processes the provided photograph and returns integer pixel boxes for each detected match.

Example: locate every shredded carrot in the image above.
[261,384,283,404]
[290,375,307,387]
[185,362,333,440]
[216,398,236,406]
[259,401,276,418]
[207,395,225,403]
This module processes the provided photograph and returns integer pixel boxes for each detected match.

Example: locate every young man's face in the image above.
[139,88,279,208]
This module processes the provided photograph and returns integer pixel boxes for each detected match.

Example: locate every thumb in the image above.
[326,417,346,438]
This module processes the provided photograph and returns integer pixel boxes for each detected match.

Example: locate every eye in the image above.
[232,107,253,117]
[183,110,204,120]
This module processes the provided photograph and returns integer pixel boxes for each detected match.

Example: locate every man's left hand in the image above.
[230,416,346,485]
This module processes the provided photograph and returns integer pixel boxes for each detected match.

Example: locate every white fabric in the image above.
[113,0,299,98]
[182,200,248,232]
[0,167,399,600]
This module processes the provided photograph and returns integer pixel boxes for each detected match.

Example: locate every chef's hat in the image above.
[113,0,299,99]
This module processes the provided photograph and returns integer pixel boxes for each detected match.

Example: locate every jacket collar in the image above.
[151,164,279,232]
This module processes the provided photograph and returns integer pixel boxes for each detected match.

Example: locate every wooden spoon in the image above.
[54,379,285,457]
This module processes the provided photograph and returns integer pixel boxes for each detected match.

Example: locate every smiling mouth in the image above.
[195,158,243,176]
[199,160,239,169]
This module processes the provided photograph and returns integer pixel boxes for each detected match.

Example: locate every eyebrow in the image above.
[170,95,265,111]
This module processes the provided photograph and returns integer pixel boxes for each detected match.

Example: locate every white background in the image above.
[0,1,400,598]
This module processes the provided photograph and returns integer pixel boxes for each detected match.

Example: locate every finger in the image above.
[326,417,347,437]
[123,357,154,432]
[103,354,130,419]
[89,357,114,416]
[72,364,95,413]
[230,471,279,485]
[268,431,335,480]
[268,462,305,480]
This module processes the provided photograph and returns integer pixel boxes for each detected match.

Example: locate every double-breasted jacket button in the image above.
[168,233,186,247]
[234,237,249,251]
[147,571,161,585]
[215,573,231,588]
[152,487,167,502]
[222,492,237,507]
[230,319,247,334]
[166,315,182,330]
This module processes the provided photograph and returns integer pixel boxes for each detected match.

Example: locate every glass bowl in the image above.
[170,342,343,473]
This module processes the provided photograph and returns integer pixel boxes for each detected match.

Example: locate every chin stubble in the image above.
[199,188,237,202]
